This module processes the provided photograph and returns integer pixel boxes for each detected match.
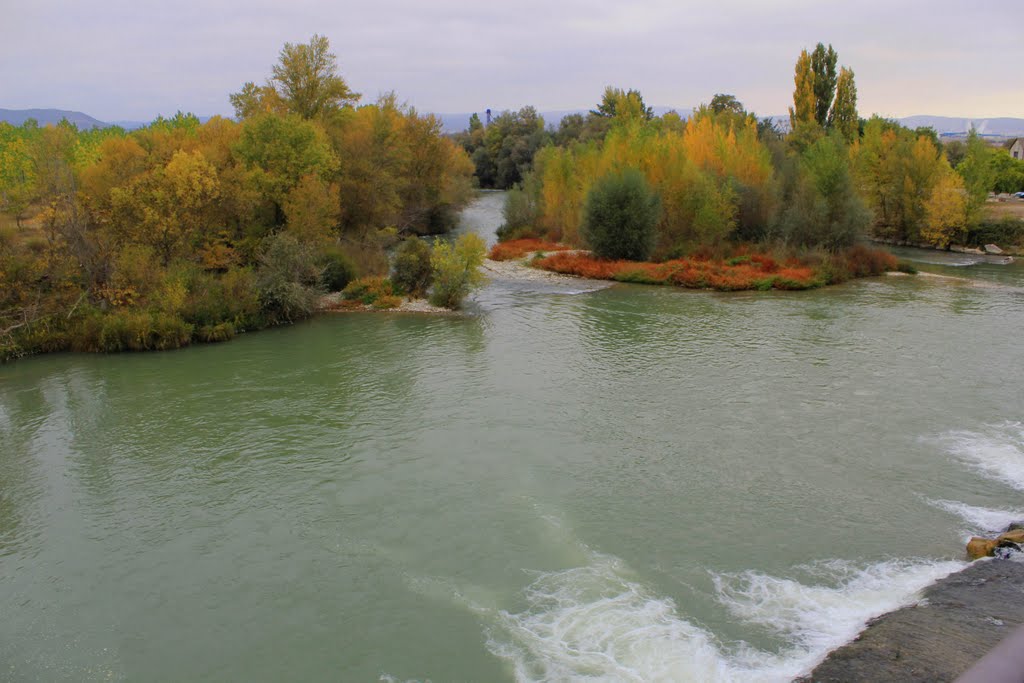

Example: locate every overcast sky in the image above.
[2,0,1021,123]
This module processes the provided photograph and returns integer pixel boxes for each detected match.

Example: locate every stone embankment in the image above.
[799,525,1024,682]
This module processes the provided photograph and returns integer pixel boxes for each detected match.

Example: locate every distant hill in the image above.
[4,106,1022,139]
[899,115,1024,138]
[0,108,108,129]
[0,109,220,131]
[434,106,689,133]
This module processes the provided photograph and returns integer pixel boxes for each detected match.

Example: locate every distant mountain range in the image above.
[434,109,1024,137]
[3,107,1022,138]
[0,108,214,130]
[0,108,109,130]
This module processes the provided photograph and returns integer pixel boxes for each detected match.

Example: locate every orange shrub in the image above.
[488,239,571,261]
[533,248,891,292]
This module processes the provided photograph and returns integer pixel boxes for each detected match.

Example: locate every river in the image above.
[2,192,1023,682]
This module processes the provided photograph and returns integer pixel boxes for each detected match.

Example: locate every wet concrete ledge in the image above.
[797,559,1024,682]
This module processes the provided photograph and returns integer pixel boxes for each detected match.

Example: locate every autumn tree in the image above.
[789,49,816,131]
[231,35,360,122]
[922,165,968,248]
[282,174,340,245]
[109,150,221,265]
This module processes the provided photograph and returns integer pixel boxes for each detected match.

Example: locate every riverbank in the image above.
[799,558,1024,682]
[871,236,1023,258]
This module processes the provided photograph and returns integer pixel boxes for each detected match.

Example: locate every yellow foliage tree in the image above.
[922,166,967,248]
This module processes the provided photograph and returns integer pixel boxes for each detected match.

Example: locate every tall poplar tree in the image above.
[829,67,859,143]
[789,50,816,130]
[810,43,838,127]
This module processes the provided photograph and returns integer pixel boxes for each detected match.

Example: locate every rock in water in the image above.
[967,537,998,560]
[984,244,1004,254]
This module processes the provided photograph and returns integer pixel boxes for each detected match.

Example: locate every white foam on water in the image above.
[463,553,964,683]
[937,422,1024,490]
[930,499,1024,534]
[713,558,964,678]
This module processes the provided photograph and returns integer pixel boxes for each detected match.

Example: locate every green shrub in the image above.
[196,322,236,343]
[429,233,487,309]
[500,180,541,238]
[581,168,661,260]
[896,260,918,274]
[96,310,193,352]
[391,238,433,297]
[255,233,324,324]
[320,247,357,292]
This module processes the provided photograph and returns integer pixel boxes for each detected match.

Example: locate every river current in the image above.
[2,192,1023,681]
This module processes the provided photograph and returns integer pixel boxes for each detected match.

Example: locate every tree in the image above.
[231,35,360,121]
[391,237,433,297]
[922,165,968,248]
[233,112,338,211]
[468,113,483,132]
[957,129,994,226]
[829,67,859,143]
[709,94,745,116]
[581,169,661,260]
[810,43,838,127]
[282,174,339,245]
[109,150,221,265]
[789,49,816,131]
[591,87,654,120]
[429,233,486,309]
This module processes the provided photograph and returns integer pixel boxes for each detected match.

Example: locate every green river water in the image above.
[2,192,1023,682]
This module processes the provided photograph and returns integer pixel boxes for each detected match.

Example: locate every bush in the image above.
[429,233,487,309]
[342,276,395,306]
[320,247,357,292]
[391,238,433,297]
[95,310,193,352]
[581,169,661,260]
[255,233,324,324]
[371,294,402,310]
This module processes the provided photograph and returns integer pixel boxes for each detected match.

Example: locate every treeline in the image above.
[0,36,474,360]
[464,44,1021,254]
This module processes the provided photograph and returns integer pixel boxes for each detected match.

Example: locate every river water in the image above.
[2,192,1023,682]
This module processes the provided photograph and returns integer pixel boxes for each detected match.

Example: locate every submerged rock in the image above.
[797,560,1024,682]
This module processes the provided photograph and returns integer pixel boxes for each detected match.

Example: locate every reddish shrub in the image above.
[843,244,898,277]
[488,239,572,261]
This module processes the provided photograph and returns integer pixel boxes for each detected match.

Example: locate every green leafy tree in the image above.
[810,43,838,127]
[709,94,745,116]
[957,129,994,226]
[828,67,859,143]
[591,87,654,120]
[581,169,661,260]
[391,237,433,297]
[429,233,486,309]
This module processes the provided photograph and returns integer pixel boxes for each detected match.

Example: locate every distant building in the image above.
[1011,138,1024,160]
